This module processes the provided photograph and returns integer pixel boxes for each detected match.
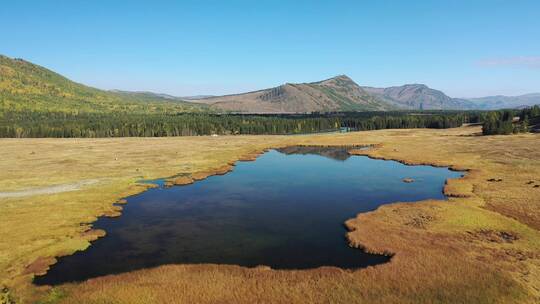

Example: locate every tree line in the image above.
[481,105,539,135]
[0,110,478,138]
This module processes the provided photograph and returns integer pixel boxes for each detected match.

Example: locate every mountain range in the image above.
[466,94,540,110]
[188,77,539,113]
[1,55,538,114]
[361,84,476,110]
[190,75,392,113]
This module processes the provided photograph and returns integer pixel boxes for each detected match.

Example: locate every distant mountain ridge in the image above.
[192,75,395,113]
[2,54,538,114]
[362,84,476,110]
[466,93,540,110]
[364,85,540,110]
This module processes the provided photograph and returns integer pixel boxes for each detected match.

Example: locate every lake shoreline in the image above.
[33,144,463,285]
[2,127,539,303]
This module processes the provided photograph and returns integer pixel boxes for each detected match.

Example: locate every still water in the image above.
[35,146,462,285]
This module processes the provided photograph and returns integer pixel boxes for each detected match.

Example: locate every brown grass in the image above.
[1,127,540,303]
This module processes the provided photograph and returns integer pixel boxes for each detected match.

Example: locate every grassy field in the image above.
[1,126,539,303]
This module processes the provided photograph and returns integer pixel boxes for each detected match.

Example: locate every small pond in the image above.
[35,146,462,285]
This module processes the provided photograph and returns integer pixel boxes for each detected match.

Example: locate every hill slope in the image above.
[362,84,476,110]
[0,55,203,114]
[193,75,395,113]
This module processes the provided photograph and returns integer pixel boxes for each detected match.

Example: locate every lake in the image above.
[35,146,462,285]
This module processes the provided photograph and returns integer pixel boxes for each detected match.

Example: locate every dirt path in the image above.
[0,179,99,198]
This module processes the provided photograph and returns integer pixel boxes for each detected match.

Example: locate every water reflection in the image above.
[35,146,462,285]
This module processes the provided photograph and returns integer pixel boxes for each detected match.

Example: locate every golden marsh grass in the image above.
[1,126,539,303]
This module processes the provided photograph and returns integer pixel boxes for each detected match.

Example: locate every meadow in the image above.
[1,126,539,303]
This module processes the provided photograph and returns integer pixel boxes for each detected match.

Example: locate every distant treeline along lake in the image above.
[0,107,538,138]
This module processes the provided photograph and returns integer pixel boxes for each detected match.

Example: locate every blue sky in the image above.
[1,0,539,97]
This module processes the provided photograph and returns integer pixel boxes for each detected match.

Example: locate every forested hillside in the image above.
[0,55,203,114]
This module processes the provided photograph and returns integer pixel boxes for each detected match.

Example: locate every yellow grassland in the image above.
[0,126,539,303]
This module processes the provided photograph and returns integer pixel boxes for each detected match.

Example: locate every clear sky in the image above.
[1,0,539,97]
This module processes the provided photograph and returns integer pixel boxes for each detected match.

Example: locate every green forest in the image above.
[481,106,540,135]
[2,107,537,138]
[0,110,476,138]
